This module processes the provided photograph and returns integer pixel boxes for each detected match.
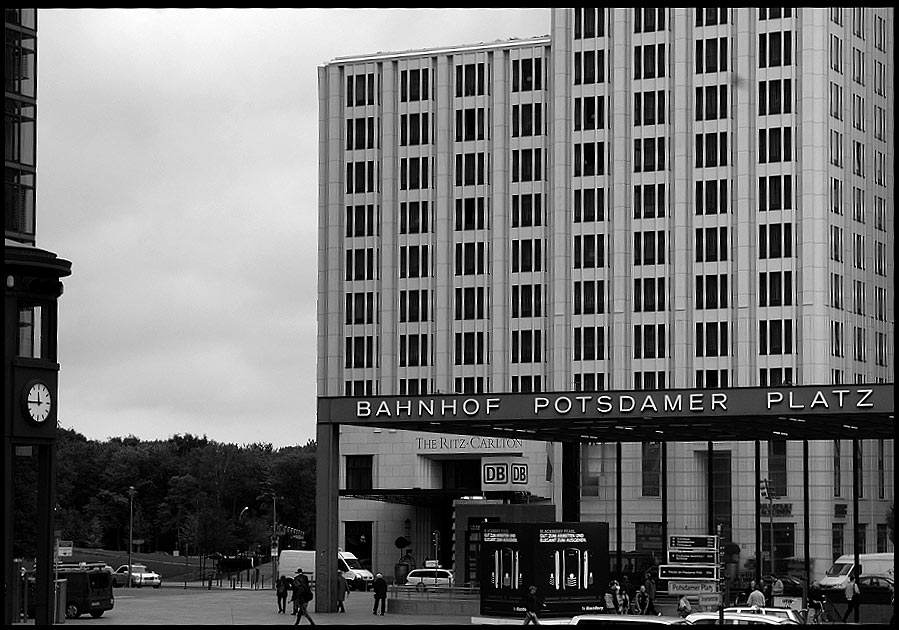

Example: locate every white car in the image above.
[405,568,454,589]
[569,614,690,625]
[112,564,162,588]
[724,606,804,624]
[687,611,799,624]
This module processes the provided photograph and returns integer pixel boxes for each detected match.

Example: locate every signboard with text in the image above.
[659,564,719,580]
[480,522,609,618]
[669,535,718,550]
[668,549,717,564]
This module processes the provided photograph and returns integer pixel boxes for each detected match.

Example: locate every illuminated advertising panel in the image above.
[480,522,609,617]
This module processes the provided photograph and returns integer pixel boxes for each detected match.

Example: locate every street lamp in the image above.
[127,486,136,588]
[239,506,249,521]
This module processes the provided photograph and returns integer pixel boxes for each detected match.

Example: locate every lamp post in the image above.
[272,495,277,587]
[127,486,136,588]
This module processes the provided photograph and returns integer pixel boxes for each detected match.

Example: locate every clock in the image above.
[24,380,53,423]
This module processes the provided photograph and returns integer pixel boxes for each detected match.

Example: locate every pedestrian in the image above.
[842,574,861,622]
[290,575,302,615]
[747,582,766,608]
[743,579,756,605]
[372,572,388,616]
[677,594,692,618]
[521,584,543,625]
[276,575,289,613]
[643,572,658,615]
[292,569,315,625]
[616,580,631,614]
[635,585,650,615]
[602,585,616,613]
[336,569,349,613]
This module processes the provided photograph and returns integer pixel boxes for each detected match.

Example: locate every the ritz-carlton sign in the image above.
[355,387,880,421]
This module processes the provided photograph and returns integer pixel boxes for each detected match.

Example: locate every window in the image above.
[399,333,429,367]
[574,7,605,39]
[574,96,605,131]
[832,523,844,560]
[455,62,486,97]
[695,131,728,167]
[768,440,787,497]
[346,203,376,237]
[345,247,376,281]
[696,179,728,214]
[852,140,865,176]
[695,321,728,357]
[400,289,428,323]
[634,324,666,359]
[512,239,543,272]
[635,90,666,126]
[575,188,606,222]
[455,241,488,276]
[399,112,428,146]
[400,156,430,190]
[512,148,543,182]
[758,223,793,259]
[512,57,543,92]
[634,371,666,390]
[829,225,843,262]
[346,116,376,150]
[633,137,665,172]
[345,160,376,194]
[853,326,867,362]
[830,34,843,73]
[642,442,661,497]
[573,326,605,361]
[695,227,729,262]
[758,271,793,307]
[832,321,844,357]
[574,142,604,177]
[574,280,605,315]
[511,284,542,318]
[455,286,487,320]
[633,277,666,312]
[17,304,44,359]
[830,274,844,309]
[344,335,376,369]
[634,8,665,32]
[345,455,373,490]
[574,372,605,392]
[829,82,843,120]
[851,47,865,85]
[852,234,866,269]
[455,331,487,365]
[758,127,792,163]
[634,231,666,265]
[697,369,729,389]
[874,60,885,96]
[400,67,429,102]
[696,84,728,120]
[399,245,429,278]
[400,201,429,234]
[759,31,792,67]
[346,72,376,107]
[512,193,542,227]
[830,177,843,214]
[696,8,728,27]
[758,175,792,211]
[455,107,486,142]
[512,103,543,137]
[346,291,376,324]
[573,234,605,269]
[634,43,666,79]
[511,329,542,363]
[758,79,792,116]
[455,152,487,186]
[455,197,487,231]
[696,274,729,309]
[696,37,728,73]
[573,49,605,85]
[635,183,666,218]
[851,94,866,131]
[759,319,794,355]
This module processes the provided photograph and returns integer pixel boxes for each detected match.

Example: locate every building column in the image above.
[314,421,340,612]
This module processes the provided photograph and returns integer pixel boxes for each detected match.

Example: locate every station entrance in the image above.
[314,383,894,612]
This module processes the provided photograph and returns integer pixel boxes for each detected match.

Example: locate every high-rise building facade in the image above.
[317,8,893,584]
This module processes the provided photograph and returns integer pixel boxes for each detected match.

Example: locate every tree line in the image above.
[13,428,316,560]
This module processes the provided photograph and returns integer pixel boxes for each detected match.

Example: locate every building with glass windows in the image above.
[316,8,893,589]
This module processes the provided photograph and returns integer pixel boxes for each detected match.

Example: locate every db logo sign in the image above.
[483,462,529,485]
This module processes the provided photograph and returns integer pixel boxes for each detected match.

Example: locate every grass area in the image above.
[69,548,273,583]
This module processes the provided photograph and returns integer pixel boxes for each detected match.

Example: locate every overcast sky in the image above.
[35,8,550,449]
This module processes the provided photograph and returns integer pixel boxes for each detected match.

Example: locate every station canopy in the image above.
[318,383,894,444]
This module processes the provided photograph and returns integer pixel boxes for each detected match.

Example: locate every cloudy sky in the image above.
[35,8,550,449]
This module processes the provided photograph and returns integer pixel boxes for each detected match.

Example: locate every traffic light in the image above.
[759,479,770,500]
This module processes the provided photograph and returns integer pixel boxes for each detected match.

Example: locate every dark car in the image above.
[762,574,805,596]
[857,575,894,604]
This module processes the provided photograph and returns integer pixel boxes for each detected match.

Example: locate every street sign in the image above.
[658,564,719,580]
[699,592,722,608]
[56,540,73,558]
[668,549,717,564]
[668,581,718,595]
[669,535,718,550]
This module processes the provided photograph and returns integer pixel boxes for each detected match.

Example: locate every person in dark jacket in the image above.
[276,575,289,613]
[335,570,349,613]
[372,572,388,615]
[522,585,543,625]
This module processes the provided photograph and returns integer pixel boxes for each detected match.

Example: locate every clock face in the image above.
[25,381,52,423]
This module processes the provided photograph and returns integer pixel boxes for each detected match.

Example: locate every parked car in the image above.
[857,575,894,604]
[111,564,161,588]
[569,614,690,625]
[724,606,804,624]
[761,574,805,596]
[405,568,454,590]
[687,611,799,624]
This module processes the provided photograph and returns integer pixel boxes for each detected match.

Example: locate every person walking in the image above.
[635,585,650,615]
[276,575,289,614]
[677,594,692,618]
[842,574,861,622]
[335,569,349,613]
[292,570,315,625]
[747,583,766,608]
[372,572,388,616]
[521,585,543,625]
[643,572,658,615]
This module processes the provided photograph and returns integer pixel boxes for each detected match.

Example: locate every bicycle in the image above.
[803,593,837,624]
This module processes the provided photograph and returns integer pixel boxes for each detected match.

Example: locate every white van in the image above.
[818,552,894,590]
[278,549,374,591]
[278,550,315,582]
[338,550,374,591]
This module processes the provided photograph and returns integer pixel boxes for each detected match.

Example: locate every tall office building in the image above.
[317,8,893,584]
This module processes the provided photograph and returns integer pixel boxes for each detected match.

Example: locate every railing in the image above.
[389,584,480,601]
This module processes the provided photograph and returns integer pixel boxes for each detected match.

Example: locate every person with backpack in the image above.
[291,569,315,625]
[275,575,289,613]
